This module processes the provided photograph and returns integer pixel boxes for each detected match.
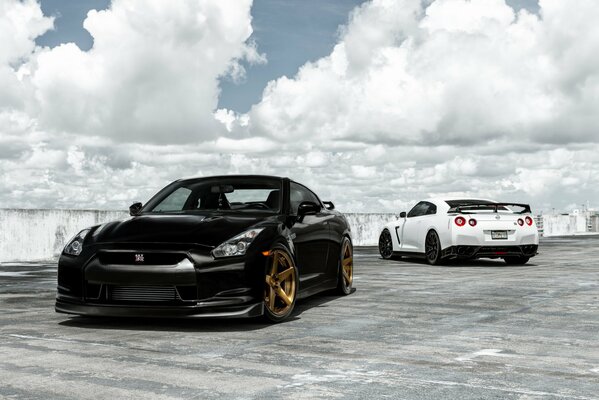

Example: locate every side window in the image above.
[407,201,429,218]
[425,202,437,215]
[290,182,320,214]
[153,187,192,212]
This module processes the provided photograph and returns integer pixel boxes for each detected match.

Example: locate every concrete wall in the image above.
[0,209,127,262]
[0,209,396,262]
[542,214,589,236]
[0,209,594,262]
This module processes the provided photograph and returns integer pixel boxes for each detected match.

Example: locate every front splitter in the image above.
[55,299,264,319]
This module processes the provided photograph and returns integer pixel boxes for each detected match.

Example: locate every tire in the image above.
[378,229,394,259]
[263,246,298,323]
[504,256,530,265]
[336,237,353,295]
[425,230,442,265]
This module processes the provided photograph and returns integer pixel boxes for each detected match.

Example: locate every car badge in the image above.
[134,254,145,263]
[495,214,501,220]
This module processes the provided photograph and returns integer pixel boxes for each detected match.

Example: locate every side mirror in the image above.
[399,211,407,218]
[298,201,321,216]
[129,202,143,216]
[323,201,335,210]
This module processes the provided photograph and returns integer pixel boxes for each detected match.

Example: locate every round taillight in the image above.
[455,216,466,227]
[525,216,533,226]
[517,218,524,226]
[468,218,477,227]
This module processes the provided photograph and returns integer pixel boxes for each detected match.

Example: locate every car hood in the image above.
[92,213,271,248]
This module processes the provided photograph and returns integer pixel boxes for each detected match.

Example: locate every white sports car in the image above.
[378,199,539,265]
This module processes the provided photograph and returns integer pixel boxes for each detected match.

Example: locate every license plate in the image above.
[491,231,508,240]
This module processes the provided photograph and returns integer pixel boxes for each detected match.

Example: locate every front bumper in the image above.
[442,244,538,259]
[56,245,268,319]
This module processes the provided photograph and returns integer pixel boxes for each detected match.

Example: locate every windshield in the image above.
[144,178,282,213]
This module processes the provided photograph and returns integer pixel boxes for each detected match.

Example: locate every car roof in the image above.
[178,174,288,182]
[423,196,497,203]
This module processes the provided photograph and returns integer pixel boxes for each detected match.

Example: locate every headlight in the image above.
[212,228,264,258]
[63,229,91,256]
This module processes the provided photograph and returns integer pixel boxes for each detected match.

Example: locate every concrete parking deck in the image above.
[1,237,598,399]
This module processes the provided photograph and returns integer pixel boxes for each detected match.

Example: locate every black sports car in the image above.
[56,175,353,322]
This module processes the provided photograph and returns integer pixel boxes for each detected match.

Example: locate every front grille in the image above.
[109,285,180,302]
[98,252,187,265]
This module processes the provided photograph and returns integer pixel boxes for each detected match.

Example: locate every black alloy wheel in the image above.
[378,229,394,259]
[425,230,442,265]
[504,256,530,265]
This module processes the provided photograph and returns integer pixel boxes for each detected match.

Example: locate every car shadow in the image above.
[381,256,536,268]
[292,287,357,318]
[57,290,349,332]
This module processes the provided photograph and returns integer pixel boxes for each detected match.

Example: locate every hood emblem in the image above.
[135,254,145,263]
[495,215,501,220]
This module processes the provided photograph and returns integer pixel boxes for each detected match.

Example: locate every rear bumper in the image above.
[442,244,538,259]
[55,296,264,319]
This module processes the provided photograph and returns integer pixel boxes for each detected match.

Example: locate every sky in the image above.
[0,0,597,214]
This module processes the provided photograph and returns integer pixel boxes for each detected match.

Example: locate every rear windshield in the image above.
[445,199,495,208]
[446,200,526,213]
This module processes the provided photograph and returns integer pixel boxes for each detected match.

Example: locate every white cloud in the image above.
[235,0,598,148]
[0,0,52,65]
[0,0,52,110]
[1,0,599,214]
[215,0,599,211]
[21,0,260,144]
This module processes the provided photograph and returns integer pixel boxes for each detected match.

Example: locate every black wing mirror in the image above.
[399,211,407,218]
[323,201,335,210]
[129,202,143,216]
[298,201,321,216]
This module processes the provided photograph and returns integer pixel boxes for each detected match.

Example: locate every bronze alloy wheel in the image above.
[264,248,297,321]
[337,238,353,295]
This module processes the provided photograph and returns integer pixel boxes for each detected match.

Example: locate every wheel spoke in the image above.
[265,275,275,287]
[268,286,275,308]
[342,257,353,268]
[270,255,279,276]
[276,267,294,281]
[342,269,351,283]
[276,287,292,306]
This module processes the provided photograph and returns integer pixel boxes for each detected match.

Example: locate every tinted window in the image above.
[407,201,436,217]
[425,203,437,215]
[445,199,508,212]
[290,182,320,214]
[153,187,192,212]
[446,199,494,207]
[146,179,282,213]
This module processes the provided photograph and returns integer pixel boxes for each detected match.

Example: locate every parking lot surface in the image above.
[1,236,598,399]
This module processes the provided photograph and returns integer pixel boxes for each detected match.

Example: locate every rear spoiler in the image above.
[448,202,532,214]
